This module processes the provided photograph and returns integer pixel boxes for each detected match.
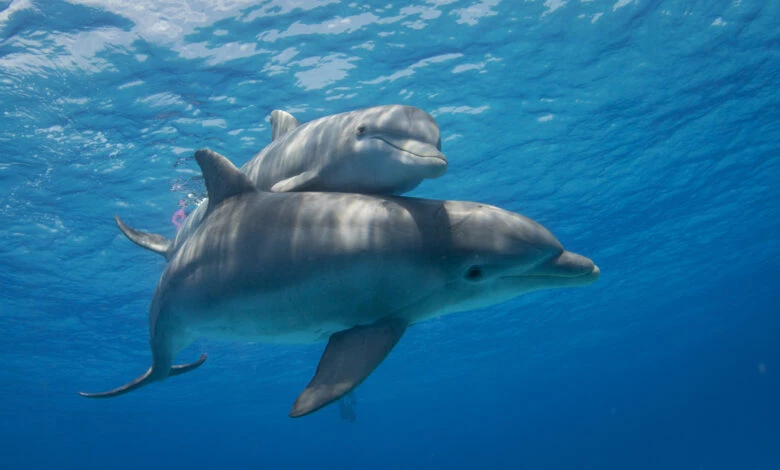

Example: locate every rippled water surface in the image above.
[1,0,778,468]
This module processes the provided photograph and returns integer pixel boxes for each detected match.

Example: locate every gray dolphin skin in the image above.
[250,105,446,194]
[81,149,599,418]
[117,105,446,259]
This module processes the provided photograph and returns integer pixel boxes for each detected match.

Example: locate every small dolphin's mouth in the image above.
[373,136,447,165]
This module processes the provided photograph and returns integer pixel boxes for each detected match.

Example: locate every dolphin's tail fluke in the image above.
[169,354,208,377]
[78,354,207,399]
[78,366,155,399]
[115,215,172,259]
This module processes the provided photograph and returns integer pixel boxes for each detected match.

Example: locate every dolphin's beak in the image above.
[376,136,448,177]
[528,251,600,286]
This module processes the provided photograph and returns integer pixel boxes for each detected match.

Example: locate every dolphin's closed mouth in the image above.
[507,265,600,281]
[374,136,447,163]
[502,265,599,290]
[532,264,600,280]
[505,251,600,284]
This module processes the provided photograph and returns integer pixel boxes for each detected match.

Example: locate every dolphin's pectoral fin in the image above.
[115,215,172,259]
[289,317,407,418]
[270,110,300,141]
[270,171,321,192]
[78,354,207,399]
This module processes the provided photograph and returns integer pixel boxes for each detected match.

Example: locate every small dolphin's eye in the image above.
[465,266,483,281]
[357,125,366,136]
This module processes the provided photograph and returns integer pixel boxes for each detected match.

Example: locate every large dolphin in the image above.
[81,149,599,418]
[119,105,446,259]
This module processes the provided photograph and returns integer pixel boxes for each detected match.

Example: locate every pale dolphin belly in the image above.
[170,257,441,344]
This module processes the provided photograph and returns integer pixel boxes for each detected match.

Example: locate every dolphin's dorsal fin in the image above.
[115,215,172,259]
[270,110,300,141]
[289,317,407,418]
[194,149,256,214]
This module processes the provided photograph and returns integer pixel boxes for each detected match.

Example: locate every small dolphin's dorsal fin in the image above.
[194,149,256,214]
[115,215,172,260]
[289,317,407,418]
[270,110,300,141]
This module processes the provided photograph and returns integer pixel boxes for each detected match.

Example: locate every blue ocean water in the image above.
[1,0,778,468]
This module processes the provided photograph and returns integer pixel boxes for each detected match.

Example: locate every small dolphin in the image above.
[119,105,446,259]
[254,105,446,194]
[81,150,599,418]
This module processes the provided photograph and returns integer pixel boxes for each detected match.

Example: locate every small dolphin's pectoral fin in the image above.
[270,171,322,192]
[289,317,407,418]
[194,149,257,215]
[78,354,207,399]
[115,215,172,259]
[270,110,300,141]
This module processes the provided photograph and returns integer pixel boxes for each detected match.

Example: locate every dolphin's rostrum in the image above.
[81,149,599,417]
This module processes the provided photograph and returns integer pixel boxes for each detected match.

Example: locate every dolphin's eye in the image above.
[464,266,483,282]
[356,125,366,136]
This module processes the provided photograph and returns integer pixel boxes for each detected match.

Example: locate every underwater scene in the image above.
[1,0,778,468]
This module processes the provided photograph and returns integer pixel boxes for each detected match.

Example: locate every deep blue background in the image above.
[1,0,778,468]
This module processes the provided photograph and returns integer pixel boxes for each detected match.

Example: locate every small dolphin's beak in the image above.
[376,136,448,177]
